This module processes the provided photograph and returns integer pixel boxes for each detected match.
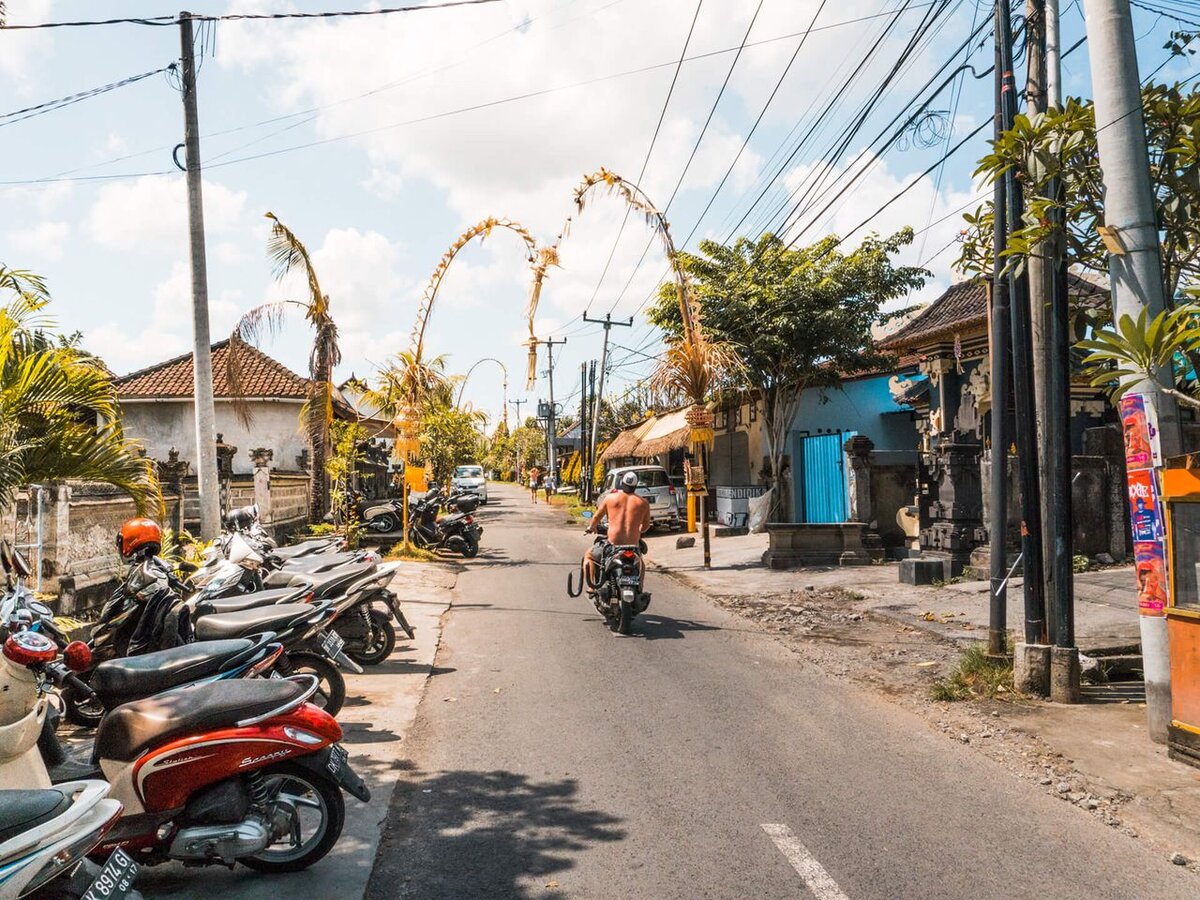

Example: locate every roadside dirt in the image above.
[662,575,1200,870]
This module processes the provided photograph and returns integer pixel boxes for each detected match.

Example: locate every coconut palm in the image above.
[229,213,340,520]
[0,267,158,511]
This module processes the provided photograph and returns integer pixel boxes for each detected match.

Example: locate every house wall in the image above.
[790,374,920,452]
[118,399,309,475]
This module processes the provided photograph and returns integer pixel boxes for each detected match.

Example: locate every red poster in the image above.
[1128,469,1164,542]
[1119,393,1161,469]
[1134,541,1168,615]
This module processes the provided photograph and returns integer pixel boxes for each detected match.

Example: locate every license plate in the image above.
[319,630,345,658]
[83,848,139,900]
[327,742,348,777]
[618,575,640,586]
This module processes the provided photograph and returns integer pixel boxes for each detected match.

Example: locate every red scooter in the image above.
[38,671,369,873]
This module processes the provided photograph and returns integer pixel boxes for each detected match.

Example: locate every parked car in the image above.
[452,464,489,504]
[600,465,680,528]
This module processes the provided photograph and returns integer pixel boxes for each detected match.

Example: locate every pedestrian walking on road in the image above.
[544,472,555,503]
[529,468,540,504]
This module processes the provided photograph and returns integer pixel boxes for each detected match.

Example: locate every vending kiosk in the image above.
[1160,460,1200,765]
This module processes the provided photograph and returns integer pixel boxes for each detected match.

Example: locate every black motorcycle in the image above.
[408,488,483,558]
[568,517,650,635]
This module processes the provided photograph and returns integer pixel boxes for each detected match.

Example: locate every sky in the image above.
[0,0,1193,434]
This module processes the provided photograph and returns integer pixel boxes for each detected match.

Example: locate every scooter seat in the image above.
[278,551,361,572]
[193,603,319,642]
[271,539,339,561]
[0,789,72,844]
[90,639,254,709]
[96,678,309,762]
[276,562,376,598]
[194,586,309,616]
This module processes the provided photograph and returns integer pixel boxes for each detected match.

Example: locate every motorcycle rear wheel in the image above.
[609,599,633,635]
[374,513,398,533]
[283,652,346,717]
[461,535,479,558]
[347,609,396,666]
[240,762,345,873]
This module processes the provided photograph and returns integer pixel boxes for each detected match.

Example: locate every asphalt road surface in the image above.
[367,483,1194,899]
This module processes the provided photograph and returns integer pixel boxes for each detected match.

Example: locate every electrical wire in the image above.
[0,0,506,30]
[583,0,704,313]
[0,64,175,127]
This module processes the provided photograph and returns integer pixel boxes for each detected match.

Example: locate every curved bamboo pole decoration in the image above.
[455,357,509,427]
[410,217,539,364]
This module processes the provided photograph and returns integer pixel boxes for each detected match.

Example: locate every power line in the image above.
[0,64,175,127]
[0,0,506,30]
[583,0,704,313]
[0,7,945,189]
[603,0,767,315]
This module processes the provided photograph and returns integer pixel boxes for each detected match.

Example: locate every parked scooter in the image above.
[1,633,369,876]
[0,542,69,650]
[350,492,406,535]
[408,489,483,558]
[0,629,139,900]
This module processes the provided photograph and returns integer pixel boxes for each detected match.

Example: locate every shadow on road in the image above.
[633,613,721,641]
[366,769,625,899]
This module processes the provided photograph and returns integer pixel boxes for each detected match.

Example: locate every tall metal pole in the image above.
[583,313,633,496]
[534,338,567,480]
[587,360,597,501]
[579,363,589,495]
[1082,0,1182,740]
[999,0,1048,653]
[1043,0,1079,700]
[988,8,1012,659]
[509,398,526,482]
[179,12,220,540]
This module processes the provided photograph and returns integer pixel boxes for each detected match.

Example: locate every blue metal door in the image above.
[798,432,850,523]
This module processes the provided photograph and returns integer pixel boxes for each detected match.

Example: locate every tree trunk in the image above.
[761,385,801,523]
[308,352,331,522]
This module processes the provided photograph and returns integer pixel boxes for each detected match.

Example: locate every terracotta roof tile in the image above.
[115,340,310,399]
[880,274,1108,350]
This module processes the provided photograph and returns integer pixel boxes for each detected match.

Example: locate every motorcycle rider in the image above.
[585,471,651,589]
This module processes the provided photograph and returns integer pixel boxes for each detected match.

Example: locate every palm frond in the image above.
[226,300,297,427]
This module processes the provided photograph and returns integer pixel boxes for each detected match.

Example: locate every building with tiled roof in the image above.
[113,341,314,477]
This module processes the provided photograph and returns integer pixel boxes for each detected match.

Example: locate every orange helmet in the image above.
[115,518,162,559]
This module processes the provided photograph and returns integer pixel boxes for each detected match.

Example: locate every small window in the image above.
[638,470,669,488]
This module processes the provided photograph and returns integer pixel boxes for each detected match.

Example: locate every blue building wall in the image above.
[788,372,922,522]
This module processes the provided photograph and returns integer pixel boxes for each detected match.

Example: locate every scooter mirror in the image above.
[581,510,594,519]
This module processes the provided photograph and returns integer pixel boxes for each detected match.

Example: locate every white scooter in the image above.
[0,630,139,899]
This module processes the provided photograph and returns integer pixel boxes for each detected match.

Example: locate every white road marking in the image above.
[761,824,851,900]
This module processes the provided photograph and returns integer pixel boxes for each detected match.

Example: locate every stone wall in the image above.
[870,458,918,548]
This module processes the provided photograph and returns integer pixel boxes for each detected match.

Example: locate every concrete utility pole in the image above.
[534,338,567,479]
[586,360,597,501]
[1026,0,1058,634]
[583,312,632,498]
[508,398,527,479]
[1082,0,1182,740]
[579,363,589,496]
[178,11,220,540]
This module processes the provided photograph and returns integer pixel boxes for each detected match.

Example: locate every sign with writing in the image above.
[1128,469,1165,542]
[1135,540,1169,614]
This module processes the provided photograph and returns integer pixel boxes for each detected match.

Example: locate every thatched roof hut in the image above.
[601,408,691,462]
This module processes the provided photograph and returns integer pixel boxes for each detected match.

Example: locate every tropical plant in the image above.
[1078,303,1200,409]
[229,213,340,521]
[0,267,158,511]
[418,403,487,485]
[958,81,1200,302]
[326,420,368,546]
[648,230,927,520]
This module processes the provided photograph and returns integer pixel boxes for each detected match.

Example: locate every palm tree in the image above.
[0,267,158,512]
[229,213,340,521]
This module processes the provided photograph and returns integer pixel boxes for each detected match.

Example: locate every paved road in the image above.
[367,483,1195,899]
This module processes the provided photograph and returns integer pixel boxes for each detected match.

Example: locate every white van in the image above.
[600,465,680,528]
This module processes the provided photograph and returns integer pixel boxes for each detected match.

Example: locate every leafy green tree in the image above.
[0,267,158,511]
[419,403,486,485]
[959,81,1200,302]
[648,231,926,520]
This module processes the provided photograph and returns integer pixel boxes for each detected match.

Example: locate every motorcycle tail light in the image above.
[622,566,635,575]
[3,631,57,666]
[63,641,93,672]
[620,549,637,560]
[668,485,676,495]
[465,515,474,524]
[283,725,324,745]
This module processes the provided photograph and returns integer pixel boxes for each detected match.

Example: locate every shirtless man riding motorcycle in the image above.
[585,471,652,590]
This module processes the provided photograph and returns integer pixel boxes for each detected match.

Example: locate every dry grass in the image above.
[384,543,438,563]
[930,642,1015,702]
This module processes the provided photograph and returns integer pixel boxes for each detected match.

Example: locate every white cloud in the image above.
[6,220,69,260]
[86,175,249,252]
[0,1,55,88]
